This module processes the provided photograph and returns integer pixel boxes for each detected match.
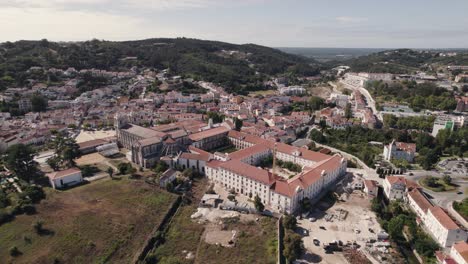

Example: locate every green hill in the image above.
[0,38,320,94]
[342,49,468,74]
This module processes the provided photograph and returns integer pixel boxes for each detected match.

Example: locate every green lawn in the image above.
[453,199,468,221]
[419,177,457,192]
[0,178,177,264]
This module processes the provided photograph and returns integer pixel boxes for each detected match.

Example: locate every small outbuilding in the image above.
[47,167,83,189]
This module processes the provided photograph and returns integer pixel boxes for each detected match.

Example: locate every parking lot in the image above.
[438,158,468,176]
[296,192,381,264]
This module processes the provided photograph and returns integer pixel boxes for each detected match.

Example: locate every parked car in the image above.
[313,238,320,246]
[309,217,316,222]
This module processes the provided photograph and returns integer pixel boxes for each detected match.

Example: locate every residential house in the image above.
[47,167,83,189]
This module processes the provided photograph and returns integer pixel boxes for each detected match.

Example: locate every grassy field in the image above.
[0,178,177,264]
[147,176,277,264]
[419,177,457,192]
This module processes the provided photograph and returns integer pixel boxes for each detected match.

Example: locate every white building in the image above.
[407,188,433,220]
[451,241,468,264]
[47,167,83,189]
[383,176,418,201]
[205,130,347,214]
[363,180,378,197]
[425,206,467,248]
[383,140,416,162]
[279,86,306,95]
[159,169,179,188]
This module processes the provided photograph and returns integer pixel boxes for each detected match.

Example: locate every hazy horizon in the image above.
[1,0,468,48]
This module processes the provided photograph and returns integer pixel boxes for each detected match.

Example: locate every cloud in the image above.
[335,16,368,23]
[0,0,268,12]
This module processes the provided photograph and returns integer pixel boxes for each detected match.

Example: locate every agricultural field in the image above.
[0,178,177,264]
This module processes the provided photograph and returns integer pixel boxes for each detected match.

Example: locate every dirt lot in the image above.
[75,130,116,143]
[151,177,277,264]
[297,192,381,264]
[0,178,177,264]
[75,152,106,166]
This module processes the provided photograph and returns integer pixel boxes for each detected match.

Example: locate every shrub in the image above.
[0,190,10,208]
[32,220,44,233]
[20,185,45,203]
[0,211,14,224]
[9,246,20,257]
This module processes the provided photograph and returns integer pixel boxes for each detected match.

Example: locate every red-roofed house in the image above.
[363,180,378,197]
[383,140,416,162]
[206,130,347,214]
[47,167,83,189]
[383,176,418,200]
[451,241,468,264]
[425,206,467,247]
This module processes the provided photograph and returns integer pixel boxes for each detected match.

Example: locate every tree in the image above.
[442,175,452,185]
[50,134,81,168]
[166,182,174,192]
[9,246,20,257]
[283,232,304,263]
[344,103,352,119]
[253,194,264,212]
[5,144,38,182]
[308,96,324,112]
[30,94,48,112]
[153,161,169,174]
[387,215,405,239]
[32,220,44,234]
[46,156,61,171]
[283,214,297,230]
[182,168,194,179]
[425,177,438,187]
[20,186,45,203]
[234,117,243,131]
[107,167,114,178]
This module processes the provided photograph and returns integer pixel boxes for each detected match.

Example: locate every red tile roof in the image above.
[453,242,468,262]
[219,159,275,185]
[408,188,433,213]
[48,167,81,180]
[188,126,229,141]
[429,206,460,230]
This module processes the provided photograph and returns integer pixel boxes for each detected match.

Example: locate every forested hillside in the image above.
[341,49,468,73]
[0,38,320,93]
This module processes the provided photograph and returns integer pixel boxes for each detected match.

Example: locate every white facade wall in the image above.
[450,245,468,264]
[50,172,83,189]
[407,194,427,220]
[425,210,468,248]
[383,178,405,200]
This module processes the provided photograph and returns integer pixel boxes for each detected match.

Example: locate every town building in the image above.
[159,169,179,188]
[383,176,418,201]
[383,140,416,162]
[451,242,468,264]
[47,167,83,189]
[425,206,467,248]
[363,180,378,198]
[204,130,347,214]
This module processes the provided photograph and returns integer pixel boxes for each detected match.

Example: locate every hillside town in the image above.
[1,42,468,264]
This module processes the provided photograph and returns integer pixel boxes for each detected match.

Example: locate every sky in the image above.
[1,0,468,48]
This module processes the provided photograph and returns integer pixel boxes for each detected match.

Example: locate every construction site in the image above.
[296,174,406,264]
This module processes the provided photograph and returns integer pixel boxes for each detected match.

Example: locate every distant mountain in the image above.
[278,47,386,62]
[342,49,468,74]
[0,38,321,94]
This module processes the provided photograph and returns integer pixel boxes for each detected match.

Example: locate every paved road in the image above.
[399,170,467,209]
[339,81,382,122]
